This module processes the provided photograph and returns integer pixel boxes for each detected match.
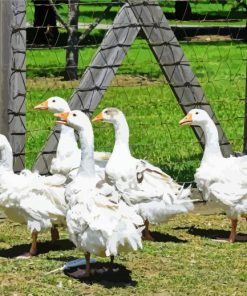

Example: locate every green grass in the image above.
[2,24,247,295]
[0,212,247,295]
[26,40,247,183]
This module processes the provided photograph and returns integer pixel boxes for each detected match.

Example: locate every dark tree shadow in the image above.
[64,262,137,288]
[150,231,188,243]
[175,226,247,242]
[0,239,75,258]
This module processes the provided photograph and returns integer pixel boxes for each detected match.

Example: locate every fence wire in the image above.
[25,0,247,183]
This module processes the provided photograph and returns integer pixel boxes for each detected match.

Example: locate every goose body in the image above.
[34,97,111,178]
[93,108,193,238]
[65,177,143,257]
[0,134,66,256]
[55,110,143,274]
[180,109,247,242]
[0,170,66,229]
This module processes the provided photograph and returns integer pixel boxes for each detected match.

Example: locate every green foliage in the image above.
[26,1,245,27]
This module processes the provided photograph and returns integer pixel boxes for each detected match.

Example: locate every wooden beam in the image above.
[34,0,234,174]
[33,3,140,174]
[0,0,26,172]
[0,1,11,137]
[9,0,26,172]
[128,0,233,156]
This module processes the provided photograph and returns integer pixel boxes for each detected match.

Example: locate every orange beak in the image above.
[92,112,104,122]
[54,112,69,125]
[179,113,193,126]
[34,100,48,110]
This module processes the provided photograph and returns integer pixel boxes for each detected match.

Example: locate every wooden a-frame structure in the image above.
[33,0,233,174]
[0,0,26,172]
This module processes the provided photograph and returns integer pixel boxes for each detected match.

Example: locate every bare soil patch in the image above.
[27,75,163,90]
[186,34,232,42]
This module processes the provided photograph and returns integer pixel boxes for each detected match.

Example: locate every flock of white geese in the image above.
[0,96,246,275]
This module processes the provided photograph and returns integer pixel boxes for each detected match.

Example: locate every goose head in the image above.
[55,110,90,132]
[92,108,124,124]
[34,97,70,113]
[179,109,212,127]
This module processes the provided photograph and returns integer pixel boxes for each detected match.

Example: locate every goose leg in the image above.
[228,219,237,243]
[110,255,114,264]
[17,231,38,259]
[233,218,247,241]
[109,255,114,271]
[85,252,91,276]
[142,220,154,241]
[51,225,60,243]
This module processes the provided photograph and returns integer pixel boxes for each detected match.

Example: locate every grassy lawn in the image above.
[0,212,247,295]
[1,21,246,295]
[26,40,247,184]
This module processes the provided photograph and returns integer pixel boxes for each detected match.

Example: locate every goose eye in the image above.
[52,100,56,103]
[105,110,109,115]
[73,113,77,117]
[195,112,199,115]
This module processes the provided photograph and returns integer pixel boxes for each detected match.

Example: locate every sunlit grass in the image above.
[0,213,247,295]
[26,40,246,183]
[2,33,247,295]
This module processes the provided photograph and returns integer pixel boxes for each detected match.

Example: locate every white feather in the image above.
[63,111,143,258]
[101,108,194,225]
[0,135,66,233]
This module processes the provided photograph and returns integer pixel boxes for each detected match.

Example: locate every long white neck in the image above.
[56,105,78,151]
[59,124,77,145]
[112,115,131,158]
[61,124,76,135]
[200,119,223,164]
[0,141,13,173]
[76,121,95,177]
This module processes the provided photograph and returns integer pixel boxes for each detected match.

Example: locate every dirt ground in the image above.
[185,34,232,42]
[27,74,164,90]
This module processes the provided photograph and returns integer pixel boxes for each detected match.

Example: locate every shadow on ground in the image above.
[175,226,247,242]
[150,231,187,243]
[64,262,137,288]
[0,239,75,258]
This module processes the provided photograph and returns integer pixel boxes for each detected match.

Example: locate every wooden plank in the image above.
[33,3,140,174]
[0,0,26,172]
[128,0,233,156]
[9,0,26,172]
[0,2,12,137]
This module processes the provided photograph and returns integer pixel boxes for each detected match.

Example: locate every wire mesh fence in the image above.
[24,0,247,183]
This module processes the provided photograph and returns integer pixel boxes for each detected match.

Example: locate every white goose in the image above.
[34,97,111,179]
[0,135,67,257]
[179,109,247,242]
[93,108,194,240]
[55,110,143,275]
